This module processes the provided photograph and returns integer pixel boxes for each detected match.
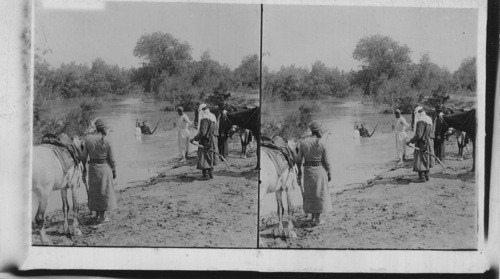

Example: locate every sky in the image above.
[35,3,478,72]
[264,5,478,72]
[35,2,261,70]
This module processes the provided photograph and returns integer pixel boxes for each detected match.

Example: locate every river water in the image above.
[37,97,195,213]
[260,100,412,216]
[35,97,410,217]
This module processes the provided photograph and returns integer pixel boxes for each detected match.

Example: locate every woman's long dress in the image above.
[296,137,332,214]
[82,134,117,211]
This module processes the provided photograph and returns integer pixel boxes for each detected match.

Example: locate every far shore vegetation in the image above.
[35,33,475,143]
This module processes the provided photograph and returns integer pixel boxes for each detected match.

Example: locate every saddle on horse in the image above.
[261,136,297,171]
[41,133,82,173]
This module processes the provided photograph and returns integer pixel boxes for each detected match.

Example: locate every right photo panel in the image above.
[259,4,479,249]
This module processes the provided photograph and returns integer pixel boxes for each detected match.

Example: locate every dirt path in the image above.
[33,144,259,247]
[260,140,477,249]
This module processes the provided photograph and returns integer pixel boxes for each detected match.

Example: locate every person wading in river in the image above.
[392,109,410,164]
[81,119,117,224]
[190,104,219,180]
[176,106,192,162]
[296,121,333,226]
[358,124,370,137]
[407,106,435,182]
[140,121,152,135]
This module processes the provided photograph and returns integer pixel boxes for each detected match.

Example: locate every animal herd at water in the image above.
[32,97,476,244]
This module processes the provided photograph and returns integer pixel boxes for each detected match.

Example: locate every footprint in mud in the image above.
[395,177,412,185]
[177,175,196,182]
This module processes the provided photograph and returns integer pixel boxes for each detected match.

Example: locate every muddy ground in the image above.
[260,139,477,249]
[33,141,259,247]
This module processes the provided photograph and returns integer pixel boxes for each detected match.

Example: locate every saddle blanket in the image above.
[261,137,296,169]
[262,147,289,177]
[41,144,76,173]
[40,133,81,173]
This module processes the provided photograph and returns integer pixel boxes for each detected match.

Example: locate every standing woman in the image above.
[296,121,332,226]
[82,119,117,224]
[190,104,219,180]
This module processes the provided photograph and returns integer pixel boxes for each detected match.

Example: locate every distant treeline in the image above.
[35,33,476,115]
[263,34,476,113]
[35,31,259,112]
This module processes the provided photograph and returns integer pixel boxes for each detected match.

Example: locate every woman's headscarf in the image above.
[198,104,207,129]
[95,119,109,131]
[309,121,324,133]
[203,108,217,123]
[198,103,217,124]
[414,106,432,126]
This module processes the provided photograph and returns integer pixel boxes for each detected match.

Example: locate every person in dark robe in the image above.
[407,106,435,182]
[358,124,370,137]
[190,104,219,180]
[140,121,152,135]
[81,119,117,224]
[217,102,230,158]
[296,121,332,226]
[432,105,446,161]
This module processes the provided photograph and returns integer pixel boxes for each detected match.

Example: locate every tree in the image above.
[55,62,90,98]
[454,57,476,91]
[133,32,192,92]
[264,65,308,101]
[304,61,350,99]
[411,53,454,97]
[352,34,412,95]
[86,58,113,96]
[234,54,259,89]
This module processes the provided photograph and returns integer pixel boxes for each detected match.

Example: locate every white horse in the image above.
[260,144,299,238]
[32,138,85,245]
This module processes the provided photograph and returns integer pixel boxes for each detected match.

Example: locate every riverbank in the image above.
[33,140,258,247]
[259,139,477,249]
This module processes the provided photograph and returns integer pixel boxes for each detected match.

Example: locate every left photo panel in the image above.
[32,2,261,247]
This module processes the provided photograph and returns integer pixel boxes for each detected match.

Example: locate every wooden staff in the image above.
[369,121,380,137]
[190,141,232,171]
[406,144,447,173]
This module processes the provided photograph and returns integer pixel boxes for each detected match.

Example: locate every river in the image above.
[260,100,413,216]
[35,97,411,217]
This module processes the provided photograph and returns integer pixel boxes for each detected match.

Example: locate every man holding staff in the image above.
[190,104,219,180]
[407,106,435,182]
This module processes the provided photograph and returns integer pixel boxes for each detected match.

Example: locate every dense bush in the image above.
[262,102,321,140]
[262,62,351,102]
[33,99,101,144]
